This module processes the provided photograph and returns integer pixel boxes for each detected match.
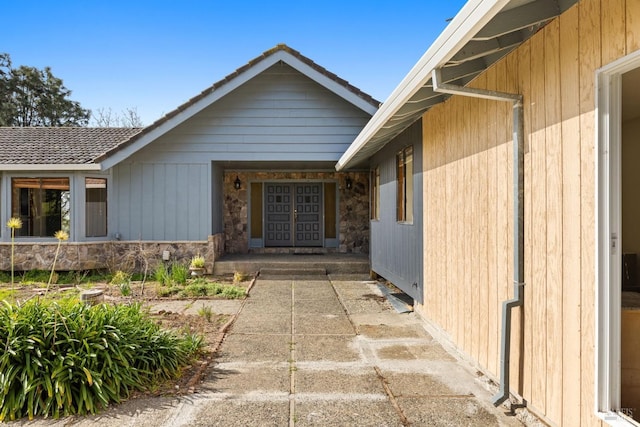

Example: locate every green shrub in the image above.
[0,271,11,284]
[220,285,246,299]
[170,264,189,285]
[180,281,245,299]
[110,271,131,286]
[20,270,51,284]
[0,300,202,421]
[181,283,209,297]
[157,287,180,297]
[153,263,170,286]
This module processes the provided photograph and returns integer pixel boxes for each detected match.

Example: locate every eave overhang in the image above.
[336,0,578,170]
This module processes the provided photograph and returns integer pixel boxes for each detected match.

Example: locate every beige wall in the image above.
[418,0,640,425]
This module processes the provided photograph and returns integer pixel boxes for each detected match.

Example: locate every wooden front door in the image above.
[264,183,323,247]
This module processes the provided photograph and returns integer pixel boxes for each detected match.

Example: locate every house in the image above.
[338,0,640,425]
[0,45,377,271]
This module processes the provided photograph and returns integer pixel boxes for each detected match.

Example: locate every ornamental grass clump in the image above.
[0,300,202,421]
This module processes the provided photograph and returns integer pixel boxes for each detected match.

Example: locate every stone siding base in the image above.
[0,233,226,273]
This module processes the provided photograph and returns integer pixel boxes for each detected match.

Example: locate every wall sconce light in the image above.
[234,176,242,190]
[345,177,353,190]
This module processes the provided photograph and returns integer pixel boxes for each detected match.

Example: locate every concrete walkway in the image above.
[18,274,523,426]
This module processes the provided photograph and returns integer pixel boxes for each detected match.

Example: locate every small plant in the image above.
[110,270,131,286]
[182,282,209,297]
[119,282,132,296]
[153,263,170,286]
[233,271,249,283]
[180,280,246,299]
[190,255,206,269]
[157,286,180,297]
[197,304,213,322]
[111,271,132,296]
[170,263,189,285]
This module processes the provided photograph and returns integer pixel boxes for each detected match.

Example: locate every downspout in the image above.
[432,69,525,407]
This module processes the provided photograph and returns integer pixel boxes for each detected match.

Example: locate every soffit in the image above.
[338,0,578,169]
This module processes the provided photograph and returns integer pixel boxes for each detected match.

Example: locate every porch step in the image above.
[259,267,327,276]
[212,253,370,276]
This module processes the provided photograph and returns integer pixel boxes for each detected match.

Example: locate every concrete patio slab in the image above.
[294,369,385,395]
[203,365,290,394]
[294,400,401,427]
[215,333,292,362]
[231,312,291,334]
[16,271,529,427]
[294,335,360,362]
[295,313,354,335]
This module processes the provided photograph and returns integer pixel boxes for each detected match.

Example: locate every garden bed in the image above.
[0,268,253,417]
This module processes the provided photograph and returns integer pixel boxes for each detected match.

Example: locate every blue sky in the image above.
[2,0,467,126]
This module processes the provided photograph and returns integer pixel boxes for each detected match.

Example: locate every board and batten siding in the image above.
[109,62,372,241]
[371,120,423,302]
[420,1,640,426]
[111,163,210,241]
[133,63,372,163]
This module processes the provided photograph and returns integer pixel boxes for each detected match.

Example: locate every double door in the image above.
[264,183,323,247]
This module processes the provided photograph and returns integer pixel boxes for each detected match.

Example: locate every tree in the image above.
[0,53,90,127]
[91,107,144,127]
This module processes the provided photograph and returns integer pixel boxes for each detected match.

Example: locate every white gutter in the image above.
[336,0,510,170]
[0,164,102,171]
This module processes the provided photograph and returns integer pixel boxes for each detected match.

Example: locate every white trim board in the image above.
[596,48,640,426]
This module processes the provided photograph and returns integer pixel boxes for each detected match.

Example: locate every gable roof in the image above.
[96,44,380,170]
[0,127,142,170]
[337,0,578,170]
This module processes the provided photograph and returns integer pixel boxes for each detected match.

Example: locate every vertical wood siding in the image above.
[112,162,210,240]
[371,120,423,302]
[419,1,640,425]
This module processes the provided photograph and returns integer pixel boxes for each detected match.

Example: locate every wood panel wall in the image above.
[420,1,640,425]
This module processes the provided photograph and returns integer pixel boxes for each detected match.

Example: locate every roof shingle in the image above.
[0,127,142,165]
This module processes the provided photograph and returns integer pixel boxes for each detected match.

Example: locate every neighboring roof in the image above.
[337,0,579,170]
[96,44,380,169]
[0,127,142,170]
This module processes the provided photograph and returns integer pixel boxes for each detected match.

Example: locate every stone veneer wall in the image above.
[223,171,369,254]
[0,233,225,273]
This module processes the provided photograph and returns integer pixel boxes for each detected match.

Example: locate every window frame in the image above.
[371,167,380,220]
[11,176,71,239]
[85,177,108,238]
[396,145,414,224]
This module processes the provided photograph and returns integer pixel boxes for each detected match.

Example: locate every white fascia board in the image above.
[279,51,379,115]
[336,0,510,170]
[100,56,283,170]
[0,164,102,171]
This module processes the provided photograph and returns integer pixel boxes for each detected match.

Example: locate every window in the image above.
[396,146,413,223]
[86,178,107,237]
[12,178,70,237]
[371,167,380,220]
